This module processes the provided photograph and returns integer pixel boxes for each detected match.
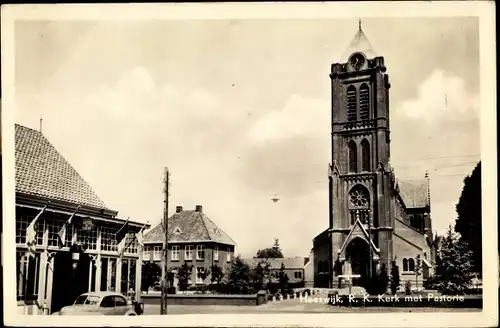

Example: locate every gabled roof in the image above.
[339,25,377,63]
[242,257,306,270]
[143,209,236,246]
[338,219,380,260]
[15,124,108,209]
[396,178,429,208]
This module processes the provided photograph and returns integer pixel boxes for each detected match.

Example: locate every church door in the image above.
[345,238,371,286]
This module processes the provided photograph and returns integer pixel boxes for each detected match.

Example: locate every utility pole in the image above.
[160,167,170,315]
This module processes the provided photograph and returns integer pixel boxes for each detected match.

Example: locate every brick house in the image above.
[242,257,309,285]
[143,205,236,287]
[14,124,149,315]
[312,24,435,289]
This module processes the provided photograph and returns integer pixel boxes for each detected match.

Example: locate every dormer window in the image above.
[213,228,221,236]
[173,227,182,235]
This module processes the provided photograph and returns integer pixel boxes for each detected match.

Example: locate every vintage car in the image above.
[52,291,144,316]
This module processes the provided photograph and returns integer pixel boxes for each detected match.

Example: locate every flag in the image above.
[115,217,130,244]
[136,221,149,248]
[57,205,81,247]
[26,202,50,257]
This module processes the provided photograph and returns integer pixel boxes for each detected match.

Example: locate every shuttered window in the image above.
[347,85,357,121]
[359,84,369,120]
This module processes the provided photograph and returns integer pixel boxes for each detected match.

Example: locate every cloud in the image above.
[238,95,330,198]
[398,69,479,122]
[246,94,329,143]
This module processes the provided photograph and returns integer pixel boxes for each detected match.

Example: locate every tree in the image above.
[278,262,289,292]
[141,262,161,292]
[435,225,474,295]
[455,161,482,273]
[365,263,389,295]
[255,238,284,258]
[224,256,253,294]
[210,264,224,284]
[390,261,400,295]
[176,263,193,292]
[251,259,271,291]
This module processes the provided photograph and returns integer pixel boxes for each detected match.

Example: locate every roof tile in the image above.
[144,209,236,246]
[15,124,108,209]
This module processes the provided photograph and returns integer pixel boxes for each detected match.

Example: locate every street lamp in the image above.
[70,243,83,271]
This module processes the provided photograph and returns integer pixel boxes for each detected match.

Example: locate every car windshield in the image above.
[74,295,100,305]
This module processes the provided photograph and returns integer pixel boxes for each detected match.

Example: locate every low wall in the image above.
[142,292,267,306]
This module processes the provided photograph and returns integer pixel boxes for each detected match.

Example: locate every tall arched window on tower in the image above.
[348,184,370,225]
[361,139,370,172]
[347,85,357,121]
[359,84,370,120]
[348,141,357,173]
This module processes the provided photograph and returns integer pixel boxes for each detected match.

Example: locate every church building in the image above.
[313,23,436,291]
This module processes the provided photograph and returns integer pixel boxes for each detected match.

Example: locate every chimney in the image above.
[176,206,183,213]
[195,205,203,213]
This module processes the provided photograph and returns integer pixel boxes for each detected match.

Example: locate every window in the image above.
[47,218,64,247]
[76,224,98,250]
[114,296,127,306]
[143,246,151,261]
[197,245,205,260]
[361,139,370,172]
[120,259,137,296]
[359,83,369,120]
[16,251,40,301]
[171,246,180,261]
[36,219,45,246]
[226,247,231,262]
[100,227,118,252]
[349,185,370,224]
[100,296,115,308]
[16,216,29,244]
[196,267,205,284]
[124,232,138,254]
[173,227,182,235]
[348,141,357,173]
[214,246,219,261]
[153,246,162,261]
[408,258,415,272]
[403,258,409,272]
[185,245,193,260]
[347,85,357,121]
[294,271,303,279]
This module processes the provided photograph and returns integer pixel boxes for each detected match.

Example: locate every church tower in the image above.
[328,21,394,286]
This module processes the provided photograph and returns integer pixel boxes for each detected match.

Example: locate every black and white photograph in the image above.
[1,2,497,327]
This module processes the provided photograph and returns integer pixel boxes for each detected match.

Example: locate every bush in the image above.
[390,261,400,295]
[364,264,389,295]
[187,285,208,293]
[405,280,412,295]
[166,286,176,294]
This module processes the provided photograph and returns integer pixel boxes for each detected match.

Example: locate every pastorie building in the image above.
[312,25,436,290]
[15,124,150,315]
[143,205,236,287]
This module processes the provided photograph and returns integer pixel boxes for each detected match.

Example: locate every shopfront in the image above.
[15,200,149,315]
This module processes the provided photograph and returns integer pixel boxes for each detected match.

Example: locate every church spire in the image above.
[339,19,377,63]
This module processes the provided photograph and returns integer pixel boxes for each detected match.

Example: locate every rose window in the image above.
[349,186,369,208]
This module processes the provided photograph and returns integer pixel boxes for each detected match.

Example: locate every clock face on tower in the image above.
[349,52,366,71]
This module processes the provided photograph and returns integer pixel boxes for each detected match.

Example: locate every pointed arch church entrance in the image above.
[345,237,371,286]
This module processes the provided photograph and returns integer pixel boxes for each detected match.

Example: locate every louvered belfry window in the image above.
[347,85,357,121]
[359,83,369,120]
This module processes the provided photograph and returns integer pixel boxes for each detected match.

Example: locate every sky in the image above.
[13,17,480,258]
